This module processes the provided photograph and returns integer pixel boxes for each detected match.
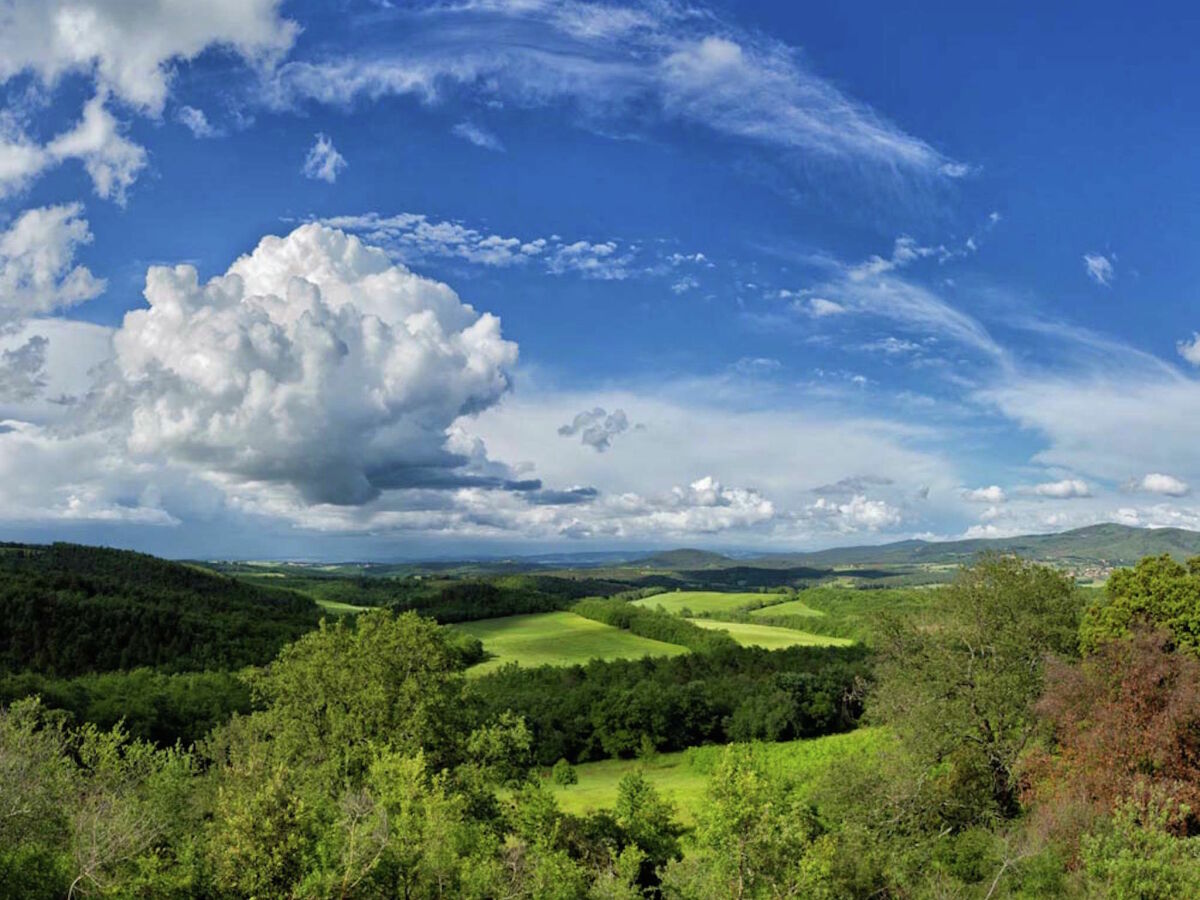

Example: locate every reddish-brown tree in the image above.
[1027,628,1200,837]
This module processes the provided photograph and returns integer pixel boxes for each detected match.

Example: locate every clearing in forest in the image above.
[685,618,853,649]
[454,610,689,674]
[632,590,787,616]
[544,729,890,824]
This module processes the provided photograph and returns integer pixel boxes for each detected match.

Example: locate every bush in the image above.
[551,758,578,786]
[1081,791,1200,899]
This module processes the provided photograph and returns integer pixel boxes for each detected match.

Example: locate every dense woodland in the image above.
[0,544,320,675]
[5,544,1200,895]
[472,643,867,765]
[236,572,672,623]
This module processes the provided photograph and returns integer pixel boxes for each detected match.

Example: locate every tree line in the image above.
[469,643,869,765]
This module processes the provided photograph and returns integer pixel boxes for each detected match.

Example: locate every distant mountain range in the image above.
[635,524,1200,571]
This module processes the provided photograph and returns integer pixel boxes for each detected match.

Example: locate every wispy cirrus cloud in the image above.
[1083,252,1115,286]
[302,133,347,183]
[176,106,222,139]
[264,0,963,177]
[452,120,505,151]
[801,265,1004,360]
[315,210,697,281]
[769,228,1007,361]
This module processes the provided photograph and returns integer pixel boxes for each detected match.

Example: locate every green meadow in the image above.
[544,728,891,824]
[632,590,786,616]
[685,617,853,649]
[748,596,824,618]
[454,610,689,674]
[314,597,371,615]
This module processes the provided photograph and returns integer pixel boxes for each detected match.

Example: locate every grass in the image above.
[314,597,371,615]
[753,585,942,644]
[454,611,689,675]
[684,618,853,649]
[632,591,790,616]
[748,597,824,618]
[544,729,890,824]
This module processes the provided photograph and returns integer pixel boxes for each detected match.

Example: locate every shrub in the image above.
[551,758,578,786]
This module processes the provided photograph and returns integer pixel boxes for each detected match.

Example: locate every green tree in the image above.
[245,610,469,782]
[1080,554,1200,653]
[0,699,73,899]
[207,736,319,898]
[614,771,681,882]
[502,783,589,899]
[0,698,199,900]
[66,722,197,898]
[662,746,833,899]
[869,555,1081,824]
[356,750,502,899]
[1080,790,1200,899]
[205,610,491,896]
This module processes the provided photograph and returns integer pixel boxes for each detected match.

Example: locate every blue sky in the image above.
[2,0,1200,559]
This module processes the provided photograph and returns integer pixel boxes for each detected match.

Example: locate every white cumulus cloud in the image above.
[558,407,630,451]
[807,494,901,532]
[0,0,295,198]
[0,204,106,326]
[102,223,518,506]
[0,0,296,115]
[319,212,652,280]
[963,485,1007,503]
[1,95,148,202]
[545,240,632,280]
[801,297,846,318]
[1129,473,1190,497]
[1032,478,1091,499]
[176,105,221,138]
[46,95,148,203]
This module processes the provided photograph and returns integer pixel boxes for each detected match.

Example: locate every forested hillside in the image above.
[233,569,663,622]
[0,543,320,674]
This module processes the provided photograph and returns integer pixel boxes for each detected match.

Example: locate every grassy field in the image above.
[752,585,942,643]
[632,591,789,616]
[545,729,890,824]
[314,597,371,614]
[454,611,689,675]
[748,596,824,618]
[685,618,853,649]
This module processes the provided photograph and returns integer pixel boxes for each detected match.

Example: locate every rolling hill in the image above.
[634,548,738,569]
[0,542,322,675]
[756,523,1200,569]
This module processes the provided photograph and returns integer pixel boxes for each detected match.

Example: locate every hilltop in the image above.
[754,523,1200,570]
[634,548,737,569]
